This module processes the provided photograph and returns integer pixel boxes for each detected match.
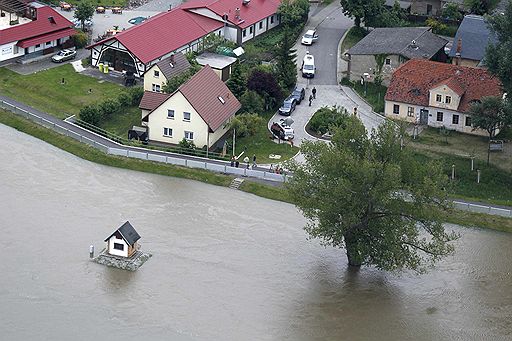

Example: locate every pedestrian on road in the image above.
[243,156,250,169]
[230,156,235,167]
[252,154,257,168]
[309,94,313,106]
[312,87,316,99]
[235,160,239,168]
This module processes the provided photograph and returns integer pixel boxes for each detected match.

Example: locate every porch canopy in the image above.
[17,27,76,48]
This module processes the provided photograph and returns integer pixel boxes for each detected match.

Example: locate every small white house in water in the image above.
[104,221,141,258]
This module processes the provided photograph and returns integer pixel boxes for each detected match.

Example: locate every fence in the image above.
[0,99,287,183]
[453,201,512,218]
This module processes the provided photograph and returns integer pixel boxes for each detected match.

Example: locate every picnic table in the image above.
[112,7,123,14]
[60,2,72,11]
[96,6,105,13]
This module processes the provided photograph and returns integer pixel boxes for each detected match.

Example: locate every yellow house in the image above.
[139,65,241,148]
[384,59,502,136]
[143,52,191,93]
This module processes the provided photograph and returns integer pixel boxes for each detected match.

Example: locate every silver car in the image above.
[51,49,77,63]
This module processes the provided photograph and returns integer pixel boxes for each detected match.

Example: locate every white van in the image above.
[302,52,315,78]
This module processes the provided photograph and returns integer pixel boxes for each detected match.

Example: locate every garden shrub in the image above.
[309,106,350,135]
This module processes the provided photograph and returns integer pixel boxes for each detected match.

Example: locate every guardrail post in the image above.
[224,165,227,173]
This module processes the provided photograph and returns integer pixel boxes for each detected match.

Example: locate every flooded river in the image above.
[1,123,511,340]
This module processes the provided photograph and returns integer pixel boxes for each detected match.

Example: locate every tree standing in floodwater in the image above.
[286,117,458,272]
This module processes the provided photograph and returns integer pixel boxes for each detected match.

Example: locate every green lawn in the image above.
[98,106,141,137]
[0,65,125,119]
[340,77,387,113]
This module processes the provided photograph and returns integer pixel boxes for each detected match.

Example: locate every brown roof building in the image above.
[384,59,502,136]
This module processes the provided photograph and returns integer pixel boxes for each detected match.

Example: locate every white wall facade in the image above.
[144,65,167,92]
[0,42,24,61]
[254,19,267,37]
[107,235,128,257]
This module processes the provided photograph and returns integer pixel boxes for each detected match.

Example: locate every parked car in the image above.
[51,49,77,63]
[278,97,297,116]
[301,29,318,45]
[291,86,305,104]
[271,122,294,140]
[302,53,315,78]
[72,18,93,29]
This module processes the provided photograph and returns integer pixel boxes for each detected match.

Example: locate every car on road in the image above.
[278,97,297,116]
[51,49,77,63]
[301,53,315,78]
[301,29,318,45]
[291,86,305,104]
[128,16,148,25]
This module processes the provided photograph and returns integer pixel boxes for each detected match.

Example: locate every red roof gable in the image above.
[0,6,74,45]
[385,59,502,113]
[182,0,281,29]
[88,8,223,64]
[179,65,241,131]
[139,91,171,111]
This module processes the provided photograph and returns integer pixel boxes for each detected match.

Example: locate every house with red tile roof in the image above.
[384,59,502,136]
[0,2,75,63]
[87,0,281,77]
[140,65,241,148]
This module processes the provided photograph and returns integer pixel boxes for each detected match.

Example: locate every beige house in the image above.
[384,59,502,136]
[139,65,241,148]
[143,52,191,93]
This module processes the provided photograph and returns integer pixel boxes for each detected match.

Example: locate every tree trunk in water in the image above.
[344,233,362,267]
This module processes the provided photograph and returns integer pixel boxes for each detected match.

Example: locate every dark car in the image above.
[278,97,297,116]
[291,87,305,104]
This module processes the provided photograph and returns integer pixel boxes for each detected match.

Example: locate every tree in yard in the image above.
[279,0,310,28]
[247,68,283,109]
[240,90,265,114]
[464,0,499,15]
[367,1,407,28]
[74,1,95,31]
[441,3,463,21]
[469,96,510,164]
[274,28,297,91]
[227,63,246,99]
[286,118,457,272]
[486,1,512,96]
[340,0,385,27]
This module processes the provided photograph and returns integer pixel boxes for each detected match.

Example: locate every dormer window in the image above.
[445,96,451,104]
[436,94,442,102]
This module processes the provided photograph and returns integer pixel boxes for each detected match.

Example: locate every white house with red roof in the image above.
[87,0,281,77]
[139,65,241,148]
[0,1,75,63]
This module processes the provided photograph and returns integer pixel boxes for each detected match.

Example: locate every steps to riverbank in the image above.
[229,178,245,190]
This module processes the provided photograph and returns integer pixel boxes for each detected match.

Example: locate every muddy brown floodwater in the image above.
[0,123,511,340]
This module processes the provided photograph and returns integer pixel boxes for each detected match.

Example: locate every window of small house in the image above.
[167,110,174,119]
[445,96,451,104]
[183,112,191,121]
[154,70,159,78]
[385,58,391,65]
[407,106,414,117]
[393,104,399,115]
[163,127,173,137]
[465,116,472,126]
[452,114,459,124]
[436,94,442,102]
[436,112,443,122]
[113,243,124,251]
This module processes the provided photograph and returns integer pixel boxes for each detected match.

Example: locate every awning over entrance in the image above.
[17,27,76,48]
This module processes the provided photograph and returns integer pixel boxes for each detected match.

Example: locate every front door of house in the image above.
[420,109,429,125]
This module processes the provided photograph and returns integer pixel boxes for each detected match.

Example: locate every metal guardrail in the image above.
[0,99,287,183]
[452,201,512,218]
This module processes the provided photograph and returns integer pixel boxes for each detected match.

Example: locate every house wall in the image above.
[207,117,231,148]
[107,235,128,257]
[223,26,238,42]
[254,19,267,37]
[428,85,460,111]
[385,100,488,136]
[144,65,167,92]
[0,42,24,61]
[241,25,255,43]
[410,0,441,16]
[267,14,279,30]
[147,91,210,147]
[349,54,402,86]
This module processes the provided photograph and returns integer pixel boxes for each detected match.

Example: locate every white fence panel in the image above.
[147,154,166,163]
[82,136,96,147]
[206,163,226,173]
[108,148,128,157]
[264,172,286,182]
[54,124,69,136]
[166,156,187,166]
[187,160,207,170]
[67,130,82,142]
[227,167,246,176]
[127,150,147,160]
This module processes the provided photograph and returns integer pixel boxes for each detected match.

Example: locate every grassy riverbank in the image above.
[1,108,512,232]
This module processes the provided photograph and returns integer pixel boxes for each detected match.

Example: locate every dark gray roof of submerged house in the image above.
[105,221,141,245]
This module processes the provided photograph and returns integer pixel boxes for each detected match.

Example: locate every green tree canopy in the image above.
[286,119,457,272]
[240,90,265,114]
[227,63,247,99]
[274,28,297,91]
[464,0,499,15]
[279,0,310,28]
[74,1,95,31]
[340,0,385,27]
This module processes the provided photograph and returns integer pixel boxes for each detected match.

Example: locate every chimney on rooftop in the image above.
[169,54,175,67]
[455,38,462,66]
[235,7,240,19]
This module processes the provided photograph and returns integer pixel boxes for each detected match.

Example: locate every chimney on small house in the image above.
[242,0,250,5]
[455,38,462,66]
[235,7,240,19]
[169,54,175,67]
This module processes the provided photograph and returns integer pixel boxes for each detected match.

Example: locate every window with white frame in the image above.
[259,21,263,29]
[452,114,459,124]
[113,243,124,251]
[249,26,253,34]
[436,112,443,122]
[184,131,194,140]
[242,29,247,37]
[465,116,472,126]
[407,106,414,117]
[436,94,442,102]
[163,127,173,137]
[393,104,399,115]
[183,112,191,121]
[167,109,174,119]
[154,70,159,78]
[152,84,161,92]
[445,96,452,104]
